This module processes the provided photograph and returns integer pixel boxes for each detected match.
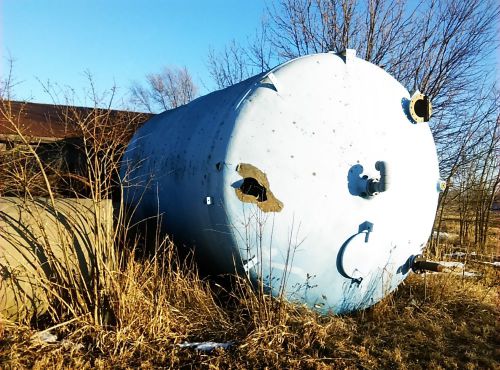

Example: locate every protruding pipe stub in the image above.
[411,256,445,273]
[366,161,389,196]
[437,180,447,192]
[409,91,432,123]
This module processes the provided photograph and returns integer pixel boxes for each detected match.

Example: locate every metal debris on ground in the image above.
[33,330,58,343]
[177,341,234,352]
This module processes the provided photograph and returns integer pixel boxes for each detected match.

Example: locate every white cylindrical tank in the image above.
[121,51,441,313]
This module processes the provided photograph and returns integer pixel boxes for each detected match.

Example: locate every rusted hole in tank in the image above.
[240,177,268,202]
[235,163,283,212]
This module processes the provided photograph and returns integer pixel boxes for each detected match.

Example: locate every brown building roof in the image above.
[0,100,152,143]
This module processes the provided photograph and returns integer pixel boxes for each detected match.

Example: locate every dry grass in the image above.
[0,101,498,369]
[0,245,498,369]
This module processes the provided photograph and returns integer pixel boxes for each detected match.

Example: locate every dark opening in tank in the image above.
[413,99,424,118]
[413,95,430,121]
[240,177,268,202]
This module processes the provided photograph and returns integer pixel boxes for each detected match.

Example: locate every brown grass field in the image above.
[0,231,498,369]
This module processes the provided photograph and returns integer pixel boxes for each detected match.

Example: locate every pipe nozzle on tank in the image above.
[366,161,389,196]
[409,91,432,123]
[411,256,445,273]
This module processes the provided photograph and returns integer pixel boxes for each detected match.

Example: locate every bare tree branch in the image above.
[130,66,197,113]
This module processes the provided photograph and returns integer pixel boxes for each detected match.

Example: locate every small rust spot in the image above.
[235,163,283,212]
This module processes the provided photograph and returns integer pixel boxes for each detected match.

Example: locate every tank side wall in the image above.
[121,75,264,273]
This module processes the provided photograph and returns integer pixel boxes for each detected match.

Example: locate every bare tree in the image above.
[0,57,21,101]
[130,66,197,113]
[207,41,254,90]
[209,0,498,122]
[261,0,498,109]
[206,22,275,90]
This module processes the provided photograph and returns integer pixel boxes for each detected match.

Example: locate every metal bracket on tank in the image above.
[259,72,281,93]
[358,221,374,242]
[338,49,356,63]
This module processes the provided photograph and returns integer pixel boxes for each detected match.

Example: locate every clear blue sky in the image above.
[0,0,267,107]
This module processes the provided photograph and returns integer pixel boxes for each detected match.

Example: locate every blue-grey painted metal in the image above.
[121,51,441,313]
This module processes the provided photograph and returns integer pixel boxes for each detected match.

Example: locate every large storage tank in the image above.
[121,51,441,313]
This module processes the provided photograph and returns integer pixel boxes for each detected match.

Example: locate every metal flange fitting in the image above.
[409,91,432,123]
